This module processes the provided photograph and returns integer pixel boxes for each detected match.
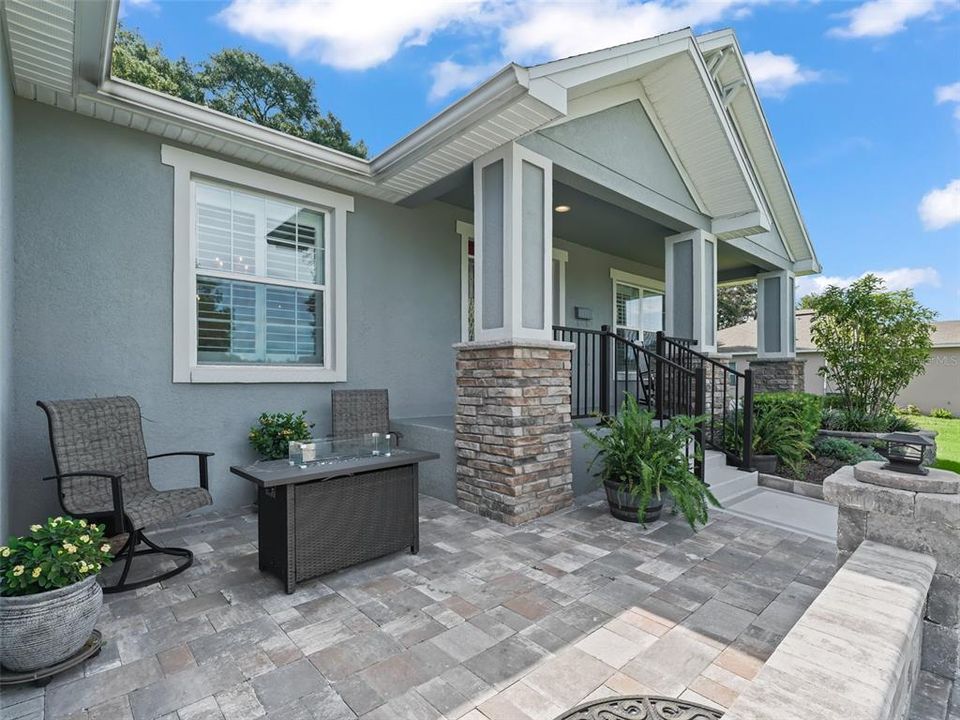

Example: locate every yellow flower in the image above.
[100,544,111,553]
[93,563,101,571]
[30,524,42,532]
[53,517,63,525]
[62,542,77,554]
[31,567,41,578]
[79,535,90,543]
[0,547,9,558]
[12,565,24,576]
[79,561,89,573]
[78,520,87,528]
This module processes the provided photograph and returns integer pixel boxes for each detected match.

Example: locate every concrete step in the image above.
[705,464,759,505]
[719,487,838,542]
[704,450,728,473]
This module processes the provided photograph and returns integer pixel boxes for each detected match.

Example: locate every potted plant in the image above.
[583,395,719,529]
[249,411,313,460]
[726,409,812,475]
[1,516,112,672]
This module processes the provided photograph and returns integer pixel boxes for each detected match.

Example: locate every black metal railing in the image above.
[554,325,707,481]
[657,332,754,470]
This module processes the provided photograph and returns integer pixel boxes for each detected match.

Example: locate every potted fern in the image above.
[583,395,719,528]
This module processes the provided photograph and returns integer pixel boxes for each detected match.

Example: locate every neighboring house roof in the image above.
[718,312,960,354]
[0,0,817,271]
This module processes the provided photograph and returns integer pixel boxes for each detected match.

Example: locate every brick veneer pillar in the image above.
[454,340,574,525]
[749,359,805,393]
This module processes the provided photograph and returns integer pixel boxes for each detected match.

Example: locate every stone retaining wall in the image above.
[454,340,574,525]
[824,462,960,680]
[723,540,936,720]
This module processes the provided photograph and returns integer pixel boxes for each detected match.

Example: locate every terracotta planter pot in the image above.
[603,479,663,523]
[0,575,102,672]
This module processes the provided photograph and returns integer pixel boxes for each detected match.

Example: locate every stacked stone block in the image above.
[749,359,805,393]
[824,461,960,680]
[454,340,574,525]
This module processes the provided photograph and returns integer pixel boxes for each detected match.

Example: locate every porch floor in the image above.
[3,494,840,720]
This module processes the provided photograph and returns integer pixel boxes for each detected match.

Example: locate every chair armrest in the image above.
[147,451,214,491]
[389,429,404,446]
[42,471,126,531]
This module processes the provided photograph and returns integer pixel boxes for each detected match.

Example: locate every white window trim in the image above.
[458,221,566,340]
[610,268,664,332]
[162,145,354,383]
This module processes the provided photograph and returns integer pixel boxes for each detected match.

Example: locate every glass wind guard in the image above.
[287,433,396,467]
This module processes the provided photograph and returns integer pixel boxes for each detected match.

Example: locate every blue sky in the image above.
[123,0,960,318]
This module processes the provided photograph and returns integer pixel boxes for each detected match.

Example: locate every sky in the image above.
[122,0,960,319]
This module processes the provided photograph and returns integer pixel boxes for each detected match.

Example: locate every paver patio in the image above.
[1,493,840,720]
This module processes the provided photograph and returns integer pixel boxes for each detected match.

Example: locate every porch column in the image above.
[752,269,804,392]
[665,229,717,352]
[454,143,574,525]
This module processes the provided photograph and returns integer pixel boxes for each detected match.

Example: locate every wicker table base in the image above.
[0,630,103,687]
[555,696,723,719]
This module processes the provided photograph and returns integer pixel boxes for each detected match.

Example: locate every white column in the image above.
[664,229,717,353]
[756,269,796,359]
[472,143,553,342]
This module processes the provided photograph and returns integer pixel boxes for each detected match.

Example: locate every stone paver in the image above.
[4,492,843,719]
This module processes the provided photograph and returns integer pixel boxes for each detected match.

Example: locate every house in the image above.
[0,0,819,536]
[719,311,960,413]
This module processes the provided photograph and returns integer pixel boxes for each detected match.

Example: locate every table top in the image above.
[230,447,439,488]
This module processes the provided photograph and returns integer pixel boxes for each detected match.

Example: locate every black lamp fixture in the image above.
[879,432,933,475]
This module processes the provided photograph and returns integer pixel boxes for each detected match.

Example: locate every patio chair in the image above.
[37,396,213,593]
[331,389,402,444]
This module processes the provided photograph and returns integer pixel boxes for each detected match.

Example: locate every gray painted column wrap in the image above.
[704,238,715,348]
[521,161,545,330]
[481,160,504,331]
[672,239,694,340]
[762,276,782,354]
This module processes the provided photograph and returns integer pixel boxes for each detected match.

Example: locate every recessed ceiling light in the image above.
[554,205,571,213]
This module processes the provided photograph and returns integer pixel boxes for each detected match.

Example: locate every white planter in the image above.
[0,575,102,672]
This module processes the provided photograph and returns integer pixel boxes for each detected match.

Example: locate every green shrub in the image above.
[931,408,955,419]
[814,436,884,465]
[249,411,313,460]
[755,392,822,446]
[725,407,813,475]
[902,404,922,416]
[821,408,918,433]
[583,395,719,529]
[1,517,113,596]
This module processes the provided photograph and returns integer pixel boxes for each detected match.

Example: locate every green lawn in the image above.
[909,415,960,474]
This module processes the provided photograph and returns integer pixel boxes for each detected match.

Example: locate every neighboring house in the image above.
[0,1,819,533]
[719,311,960,413]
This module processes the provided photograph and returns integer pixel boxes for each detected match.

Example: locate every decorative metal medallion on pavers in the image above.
[556,695,723,719]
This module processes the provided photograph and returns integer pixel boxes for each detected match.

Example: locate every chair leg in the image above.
[101,530,195,594]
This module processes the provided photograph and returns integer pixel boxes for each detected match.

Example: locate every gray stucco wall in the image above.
[9,99,469,534]
[0,33,14,540]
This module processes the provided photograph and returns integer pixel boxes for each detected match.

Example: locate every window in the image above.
[163,146,353,382]
[611,269,663,346]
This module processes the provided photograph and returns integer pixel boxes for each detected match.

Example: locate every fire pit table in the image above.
[231,435,438,593]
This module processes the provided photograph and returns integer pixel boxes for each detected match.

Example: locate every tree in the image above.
[797,293,820,310]
[112,26,367,158]
[717,283,756,329]
[809,274,935,417]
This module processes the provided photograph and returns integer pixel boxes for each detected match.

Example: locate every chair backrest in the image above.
[38,396,153,513]
[331,389,390,438]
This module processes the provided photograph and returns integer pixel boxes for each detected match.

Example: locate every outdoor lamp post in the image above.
[879,432,933,475]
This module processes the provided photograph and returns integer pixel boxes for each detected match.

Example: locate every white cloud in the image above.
[829,0,953,38]
[121,0,159,15]
[919,179,960,231]
[936,82,960,104]
[428,60,504,103]
[217,0,489,71]
[743,51,821,98]
[796,267,942,296]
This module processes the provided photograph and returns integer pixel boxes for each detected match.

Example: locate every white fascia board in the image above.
[712,209,770,239]
[792,257,822,275]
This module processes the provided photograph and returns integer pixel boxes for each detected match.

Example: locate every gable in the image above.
[538,101,698,214]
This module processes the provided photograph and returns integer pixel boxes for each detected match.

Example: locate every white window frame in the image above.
[610,268,664,336]
[457,221,566,341]
[162,145,354,383]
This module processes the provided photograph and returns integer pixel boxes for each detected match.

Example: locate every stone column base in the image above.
[454,339,574,525]
[749,359,805,393]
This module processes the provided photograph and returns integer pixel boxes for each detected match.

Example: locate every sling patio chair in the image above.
[37,396,213,593]
[331,389,403,444]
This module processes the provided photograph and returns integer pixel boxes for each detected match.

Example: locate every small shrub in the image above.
[1,517,113,596]
[902,404,922,416]
[820,408,918,433]
[814,437,884,465]
[249,411,313,460]
[931,407,955,419]
[755,392,823,446]
[725,407,813,475]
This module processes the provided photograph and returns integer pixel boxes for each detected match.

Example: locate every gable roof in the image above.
[718,311,960,354]
[1,0,816,271]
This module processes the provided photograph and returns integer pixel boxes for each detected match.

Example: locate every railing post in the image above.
[740,368,754,471]
[599,325,611,416]
[694,366,706,483]
[655,331,665,420]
